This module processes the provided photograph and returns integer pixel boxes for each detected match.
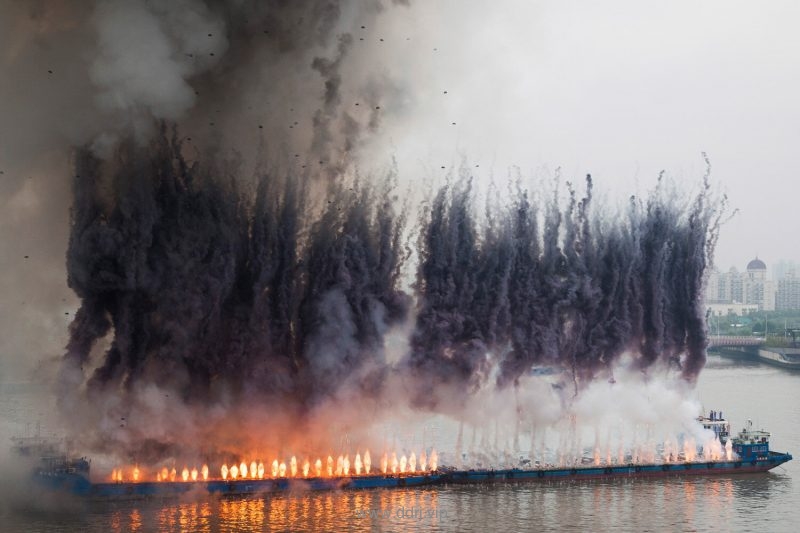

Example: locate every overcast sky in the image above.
[360,0,800,272]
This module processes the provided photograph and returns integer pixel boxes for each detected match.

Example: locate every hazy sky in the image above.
[359,0,800,272]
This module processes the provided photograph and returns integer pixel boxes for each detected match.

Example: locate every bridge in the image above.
[706,336,765,348]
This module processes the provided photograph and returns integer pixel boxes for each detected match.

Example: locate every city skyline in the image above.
[706,255,800,313]
[710,256,800,281]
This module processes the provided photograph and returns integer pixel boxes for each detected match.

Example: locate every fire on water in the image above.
[108,449,439,483]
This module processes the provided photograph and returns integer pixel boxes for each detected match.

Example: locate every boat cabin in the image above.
[731,420,771,461]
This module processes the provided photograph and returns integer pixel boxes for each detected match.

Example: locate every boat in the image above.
[11,433,91,496]
[756,348,800,370]
[707,345,800,370]
[19,414,792,500]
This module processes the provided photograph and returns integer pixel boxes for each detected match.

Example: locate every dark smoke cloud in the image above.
[63,127,409,412]
[61,136,722,449]
[409,170,724,406]
[0,0,407,387]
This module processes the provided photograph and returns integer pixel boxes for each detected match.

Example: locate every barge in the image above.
[18,416,792,500]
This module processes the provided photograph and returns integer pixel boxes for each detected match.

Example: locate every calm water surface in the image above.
[1,355,798,532]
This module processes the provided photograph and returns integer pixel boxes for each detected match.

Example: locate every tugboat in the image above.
[11,433,91,495]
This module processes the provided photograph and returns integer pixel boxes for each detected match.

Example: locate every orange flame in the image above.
[354,453,362,475]
[683,438,697,462]
[110,443,445,484]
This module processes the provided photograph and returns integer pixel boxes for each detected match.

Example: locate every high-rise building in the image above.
[705,268,720,302]
[777,269,800,311]
[704,257,775,311]
[774,260,800,282]
[728,267,744,303]
[704,267,738,303]
[742,257,774,311]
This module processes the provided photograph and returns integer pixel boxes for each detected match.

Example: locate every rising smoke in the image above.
[0,1,726,462]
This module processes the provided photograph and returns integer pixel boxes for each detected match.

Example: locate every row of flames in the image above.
[584,437,734,467]
[110,449,438,483]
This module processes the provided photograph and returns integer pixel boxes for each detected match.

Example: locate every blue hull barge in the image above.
[62,454,788,499]
[26,418,793,500]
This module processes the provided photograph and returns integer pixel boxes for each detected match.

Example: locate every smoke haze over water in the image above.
[0,1,727,460]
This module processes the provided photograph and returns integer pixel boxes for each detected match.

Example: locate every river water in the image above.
[1,354,797,532]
